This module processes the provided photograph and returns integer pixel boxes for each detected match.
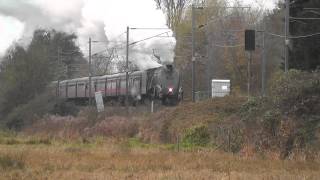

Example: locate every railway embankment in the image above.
[19,70,320,160]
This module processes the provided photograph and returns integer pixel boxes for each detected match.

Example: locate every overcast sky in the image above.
[237,0,277,9]
[0,0,277,67]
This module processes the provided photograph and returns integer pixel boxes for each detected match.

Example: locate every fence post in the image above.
[151,100,154,113]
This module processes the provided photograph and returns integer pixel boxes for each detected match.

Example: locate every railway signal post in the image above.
[191,5,196,103]
[245,29,256,98]
[89,37,92,106]
[126,26,129,114]
[285,0,289,72]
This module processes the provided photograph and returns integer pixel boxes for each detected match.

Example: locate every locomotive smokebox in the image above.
[165,64,173,72]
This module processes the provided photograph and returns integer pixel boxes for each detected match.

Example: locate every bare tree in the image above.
[116,59,139,73]
[92,48,116,76]
[154,0,190,30]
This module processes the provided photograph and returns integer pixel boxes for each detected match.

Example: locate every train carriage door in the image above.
[133,76,141,96]
[109,79,113,96]
[94,80,97,93]
[59,82,64,98]
[116,78,121,96]
[75,82,78,98]
[107,79,111,97]
[115,79,118,96]
[57,81,60,97]
[130,77,133,89]
[111,80,114,96]
[66,82,68,98]
[139,75,142,94]
[105,78,107,97]
[121,76,124,95]
[129,76,134,95]
[85,82,88,98]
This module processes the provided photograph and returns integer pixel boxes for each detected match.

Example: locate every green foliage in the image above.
[24,137,52,145]
[288,0,320,70]
[240,98,259,115]
[239,97,265,123]
[0,29,85,128]
[0,134,51,146]
[182,125,210,147]
[270,70,320,115]
[127,138,155,149]
[119,138,179,152]
[238,70,320,158]
[159,120,171,143]
[4,93,77,130]
[0,153,25,170]
[227,128,244,153]
[0,138,21,145]
[4,93,53,130]
[209,121,244,153]
[0,46,36,116]
[51,100,80,117]
[262,110,281,136]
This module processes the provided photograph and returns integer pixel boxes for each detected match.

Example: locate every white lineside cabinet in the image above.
[95,91,105,112]
[212,79,231,97]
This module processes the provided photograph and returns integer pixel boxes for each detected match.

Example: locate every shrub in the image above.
[182,125,210,147]
[209,117,245,153]
[262,110,281,137]
[25,137,51,145]
[238,70,320,158]
[270,70,320,151]
[0,153,25,170]
[232,70,320,158]
[239,97,264,123]
[87,116,139,138]
[159,120,171,143]
[3,91,79,130]
[270,70,320,115]
[4,93,60,130]
[51,100,79,117]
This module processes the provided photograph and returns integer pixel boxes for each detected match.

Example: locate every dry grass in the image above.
[1,96,318,179]
[0,136,319,180]
[139,96,247,143]
[22,96,246,144]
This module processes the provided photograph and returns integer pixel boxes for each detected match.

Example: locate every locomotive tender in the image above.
[53,64,182,105]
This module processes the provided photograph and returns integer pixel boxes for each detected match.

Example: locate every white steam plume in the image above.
[0,0,176,70]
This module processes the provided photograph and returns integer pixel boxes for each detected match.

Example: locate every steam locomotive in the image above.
[52,64,183,105]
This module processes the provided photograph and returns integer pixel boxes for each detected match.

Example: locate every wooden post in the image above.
[151,100,154,113]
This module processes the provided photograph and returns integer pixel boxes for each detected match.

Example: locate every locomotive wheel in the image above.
[170,98,178,106]
[161,97,167,105]
[117,96,125,106]
[130,97,138,107]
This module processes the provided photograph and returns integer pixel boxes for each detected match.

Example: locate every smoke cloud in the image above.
[0,0,176,70]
